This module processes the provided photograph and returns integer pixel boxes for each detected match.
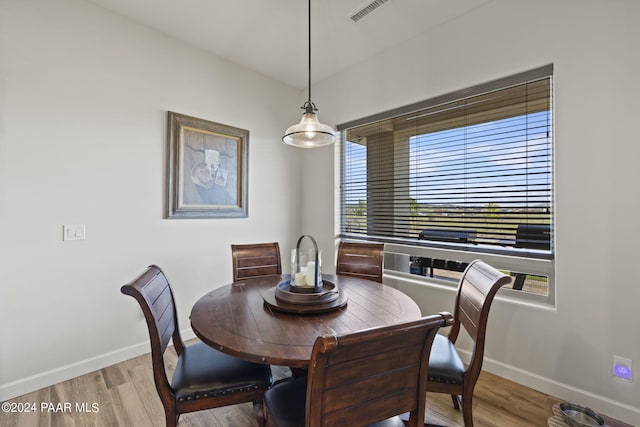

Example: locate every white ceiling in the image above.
[85,0,492,89]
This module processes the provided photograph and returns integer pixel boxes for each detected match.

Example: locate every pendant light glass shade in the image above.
[282,0,336,148]
[283,103,336,148]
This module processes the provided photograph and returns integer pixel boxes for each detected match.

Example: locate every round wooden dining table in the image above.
[190,274,422,368]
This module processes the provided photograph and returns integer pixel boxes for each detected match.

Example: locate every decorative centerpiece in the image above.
[289,234,323,293]
[263,235,347,314]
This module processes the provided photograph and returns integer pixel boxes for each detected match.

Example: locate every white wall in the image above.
[0,0,303,399]
[304,0,640,424]
[3,0,640,424]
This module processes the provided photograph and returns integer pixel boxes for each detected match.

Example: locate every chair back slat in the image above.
[121,265,184,400]
[322,345,421,389]
[306,313,453,427]
[133,268,176,352]
[336,241,384,283]
[151,282,177,351]
[455,260,511,344]
[231,242,282,282]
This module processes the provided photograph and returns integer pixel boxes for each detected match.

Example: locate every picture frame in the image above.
[167,111,248,218]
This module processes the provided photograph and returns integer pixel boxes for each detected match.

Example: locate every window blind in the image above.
[338,66,553,259]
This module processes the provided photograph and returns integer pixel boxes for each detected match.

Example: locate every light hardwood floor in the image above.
[1,345,561,427]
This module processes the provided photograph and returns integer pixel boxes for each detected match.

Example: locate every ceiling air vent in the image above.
[350,0,389,23]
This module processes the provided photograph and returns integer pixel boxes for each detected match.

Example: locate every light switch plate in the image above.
[63,224,86,241]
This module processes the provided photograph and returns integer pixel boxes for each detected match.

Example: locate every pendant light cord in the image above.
[308,0,312,104]
[282,0,336,146]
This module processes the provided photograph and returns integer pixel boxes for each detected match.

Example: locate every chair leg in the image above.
[460,393,473,427]
[254,402,266,427]
[164,407,178,427]
[450,394,461,410]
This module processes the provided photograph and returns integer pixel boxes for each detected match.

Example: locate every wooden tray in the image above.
[275,280,339,305]
[263,287,348,314]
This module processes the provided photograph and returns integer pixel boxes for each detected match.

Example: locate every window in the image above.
[337,65,554,302]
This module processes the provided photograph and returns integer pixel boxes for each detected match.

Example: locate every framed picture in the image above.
[167,112,248,218]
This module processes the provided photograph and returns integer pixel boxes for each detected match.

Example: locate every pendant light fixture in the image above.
[282,0,336,148]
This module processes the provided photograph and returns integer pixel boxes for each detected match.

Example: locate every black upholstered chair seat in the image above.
[264,377,307,427]
[172,342,272,402]
[427,334,465,385]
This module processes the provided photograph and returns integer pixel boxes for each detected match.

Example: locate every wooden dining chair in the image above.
[336,241,384,283]
[231,242,282,282]
[263,312,454,427]
[121,265,273,427]
[426,260,511,427]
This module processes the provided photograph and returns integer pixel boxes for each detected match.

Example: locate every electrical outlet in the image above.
[63,224,86,241]
[613,355,632,381]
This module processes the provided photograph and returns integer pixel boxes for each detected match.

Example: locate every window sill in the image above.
[384,270,557,311]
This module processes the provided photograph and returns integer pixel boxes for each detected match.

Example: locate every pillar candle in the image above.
[306,261,315,288]
[294,272,307,286]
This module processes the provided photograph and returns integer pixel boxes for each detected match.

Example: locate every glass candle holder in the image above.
[290,235,322,292]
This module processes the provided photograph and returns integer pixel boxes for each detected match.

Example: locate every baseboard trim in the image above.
[457,349,640,426]
[0,328,197,402]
